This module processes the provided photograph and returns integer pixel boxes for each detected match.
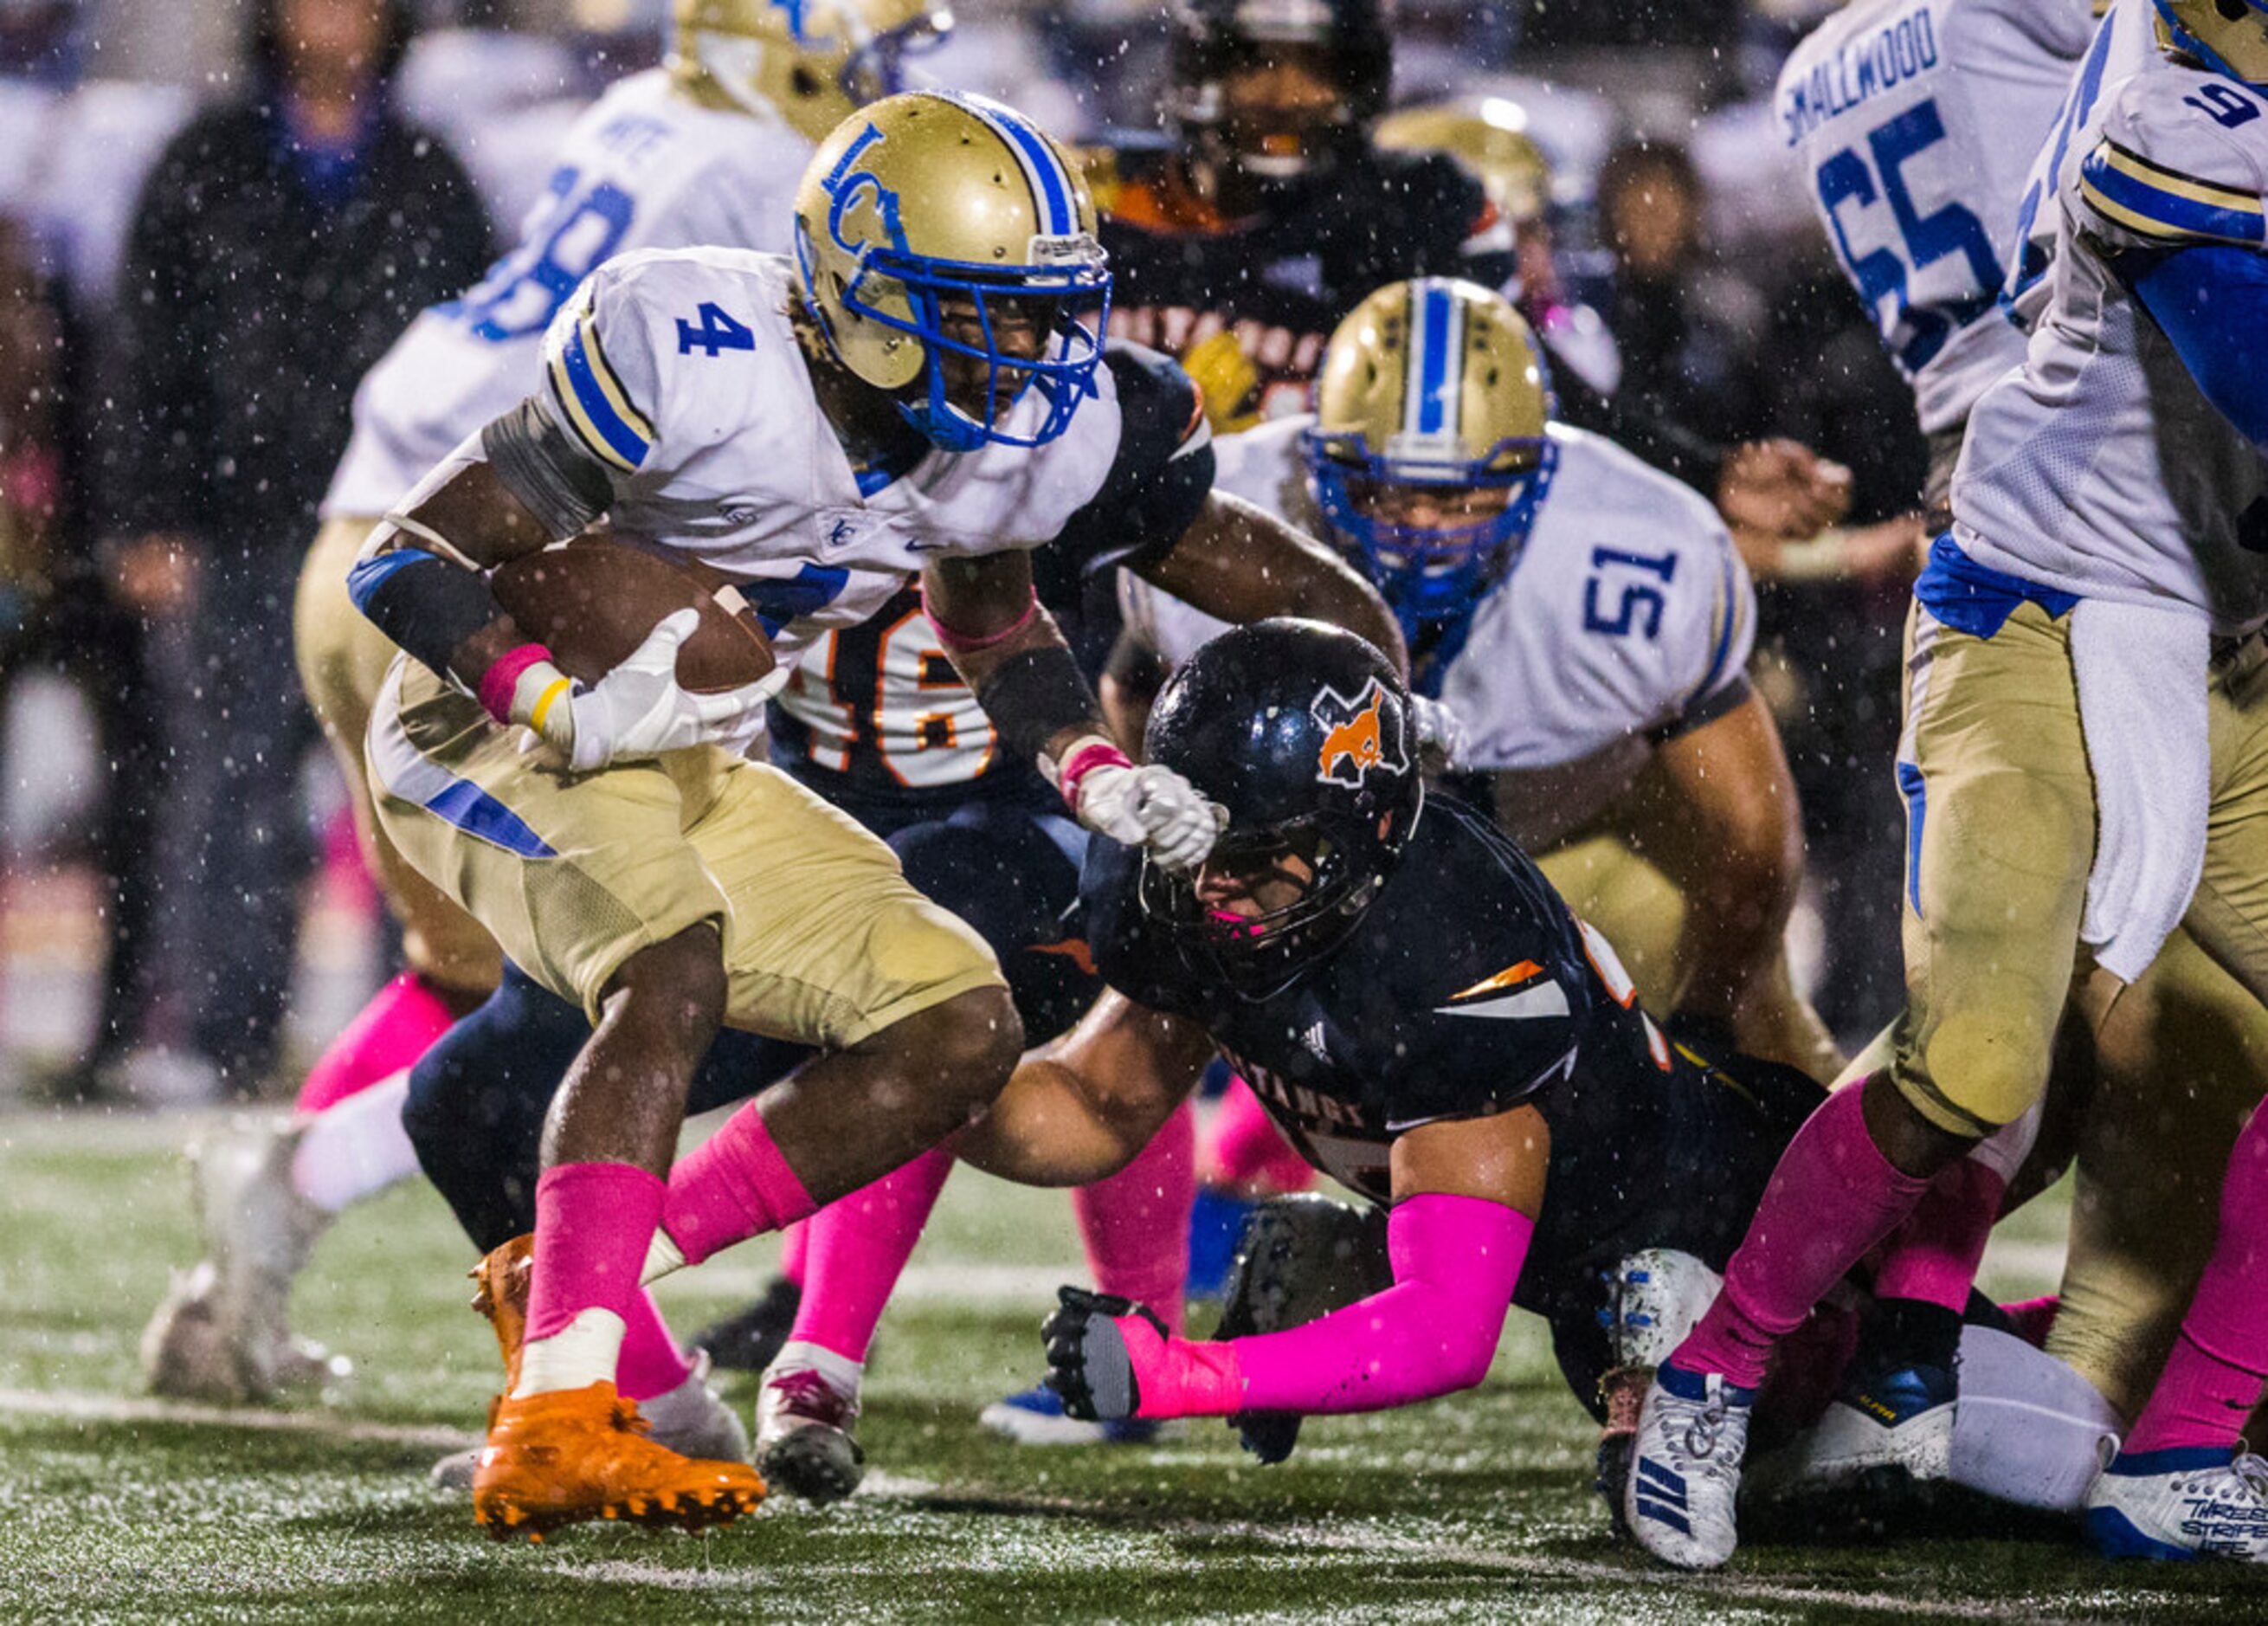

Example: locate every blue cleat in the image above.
[979,1383,1162,1447]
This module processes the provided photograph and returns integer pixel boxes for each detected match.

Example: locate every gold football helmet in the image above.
[1304,278,1555,628]
[1375,98,1554,226]
[795,91,1111,450]
[2155,0,2268,85]
[672,0,953,143]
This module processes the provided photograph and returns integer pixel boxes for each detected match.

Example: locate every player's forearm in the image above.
[349,454,578,735]
[1142,494,1408,674]
[1121,1195,1531,1419]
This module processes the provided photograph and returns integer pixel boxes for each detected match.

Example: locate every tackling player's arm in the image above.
[1135,489,1407,673]
[1044,1106,1548,1423]
[955,989,1218,1187]
[346,267,776,771]
[1642,690,1817,1063]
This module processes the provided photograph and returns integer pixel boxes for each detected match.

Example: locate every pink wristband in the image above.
[478,642,556,725]
[1057,739,1131,809]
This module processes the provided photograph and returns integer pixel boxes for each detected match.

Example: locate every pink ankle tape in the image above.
[790,1144,956,1363]
[295,971,458,1115]
[1675,1080,1930,1390]
[1208,1078,1318,1194]
[1219,1193,1529,1417]
[660,1103,817,1267]
[1076,1101,1195,1336]
[2125,1111,2268,1453]
[615,1287,693,1403]
[525,1162,666,1344]
[478,642,555,726]
[1871,1158,2005,1313]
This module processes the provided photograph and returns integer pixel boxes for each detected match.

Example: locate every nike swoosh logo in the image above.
[1433,983,1570,1021]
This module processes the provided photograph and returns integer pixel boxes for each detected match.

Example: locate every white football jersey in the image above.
[1953,62,2268,634]
[1775,0,2097,434]
[1122,417,1754,777]
[323,68,805,519]
[2006,0,2159,331]
[525,246,1121,666]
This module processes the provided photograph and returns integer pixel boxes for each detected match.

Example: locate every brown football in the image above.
[490,537,775,694]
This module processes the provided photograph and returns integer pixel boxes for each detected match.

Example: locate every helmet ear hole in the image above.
[2219,0,2248,21]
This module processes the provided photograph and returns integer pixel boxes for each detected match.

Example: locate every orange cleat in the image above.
[468,1234,534,1390]
[472,1380,767,1542]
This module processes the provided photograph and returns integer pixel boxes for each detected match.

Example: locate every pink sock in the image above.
[778,1219,811,1288]
[1208,1078,1317,1194]
[789,1145,956,1364]
[295,971,461,1114]
[525,1162,666,1344]
[1999,1295,2059,1348]
[615,1287,694,1403]
[2124,1107,2268,1455]
[1675,1080,1931,1390]
[660,1102,818,1267]
[1075,1100,1195,1335]
[1870,1157,2005,1311]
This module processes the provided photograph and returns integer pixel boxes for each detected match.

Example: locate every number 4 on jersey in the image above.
[678,301,757,357]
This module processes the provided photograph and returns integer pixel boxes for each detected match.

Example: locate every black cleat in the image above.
[692,1275,802,1373]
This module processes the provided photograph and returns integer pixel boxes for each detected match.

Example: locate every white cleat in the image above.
[429,1350,748,1492]
[2084,1447,2268,1561]
[143,1118,341,1403]
[1624,1365,1755,1571]
[1749,1361,1955,1500]
[755,1344,867,1505]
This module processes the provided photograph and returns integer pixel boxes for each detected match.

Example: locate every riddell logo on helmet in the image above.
[1312,677,1408,788]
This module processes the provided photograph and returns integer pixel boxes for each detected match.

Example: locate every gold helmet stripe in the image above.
[950,91,1079,238]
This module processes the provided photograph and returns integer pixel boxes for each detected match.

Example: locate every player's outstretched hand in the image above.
[1042,1286,1169,1423]
[1717,439,1852,539]
[1409,694,1466,772]
[535,609,785,771]
[1073,759,1225,873]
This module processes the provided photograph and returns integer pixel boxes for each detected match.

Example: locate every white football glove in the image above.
[532,610,783,771]
[1409,693,1467,771]
[1069,754,1224,873]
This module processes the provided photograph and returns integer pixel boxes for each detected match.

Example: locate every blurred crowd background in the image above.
[0,0,1927,1105]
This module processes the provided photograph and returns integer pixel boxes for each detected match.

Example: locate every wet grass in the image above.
[0,1109,2256,1623]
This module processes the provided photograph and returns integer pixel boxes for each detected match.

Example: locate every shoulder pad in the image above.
[2077,71,2268,250]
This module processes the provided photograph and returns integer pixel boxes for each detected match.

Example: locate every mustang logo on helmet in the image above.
[1312,677,1408,788]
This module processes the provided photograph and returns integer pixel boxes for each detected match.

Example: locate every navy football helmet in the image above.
[1140,618,1421,998]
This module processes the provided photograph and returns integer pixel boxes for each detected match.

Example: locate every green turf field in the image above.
[2,1107,2262,1623]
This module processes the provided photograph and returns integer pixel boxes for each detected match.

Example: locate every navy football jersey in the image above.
[769,343,1212,810]
[1083,790,1823,1309]
[1085,791,1685,1203]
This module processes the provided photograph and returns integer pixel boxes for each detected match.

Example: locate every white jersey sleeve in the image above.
[1775,0,2095,433]
[322,71,810,520]
[2071,72,2268,253]
[1445,428,1756,773]
[1953,66,2268,632]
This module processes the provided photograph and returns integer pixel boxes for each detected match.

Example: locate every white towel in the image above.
[2071,597,2211,984]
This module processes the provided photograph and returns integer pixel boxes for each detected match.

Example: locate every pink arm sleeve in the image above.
[1135,1190,1531,1418]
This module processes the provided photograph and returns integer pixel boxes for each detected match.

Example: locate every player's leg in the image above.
[1628,597,2095,1569]
[2084,648,2268,1559]
[145,524,500,1400]
[2051,930,2259,1420]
